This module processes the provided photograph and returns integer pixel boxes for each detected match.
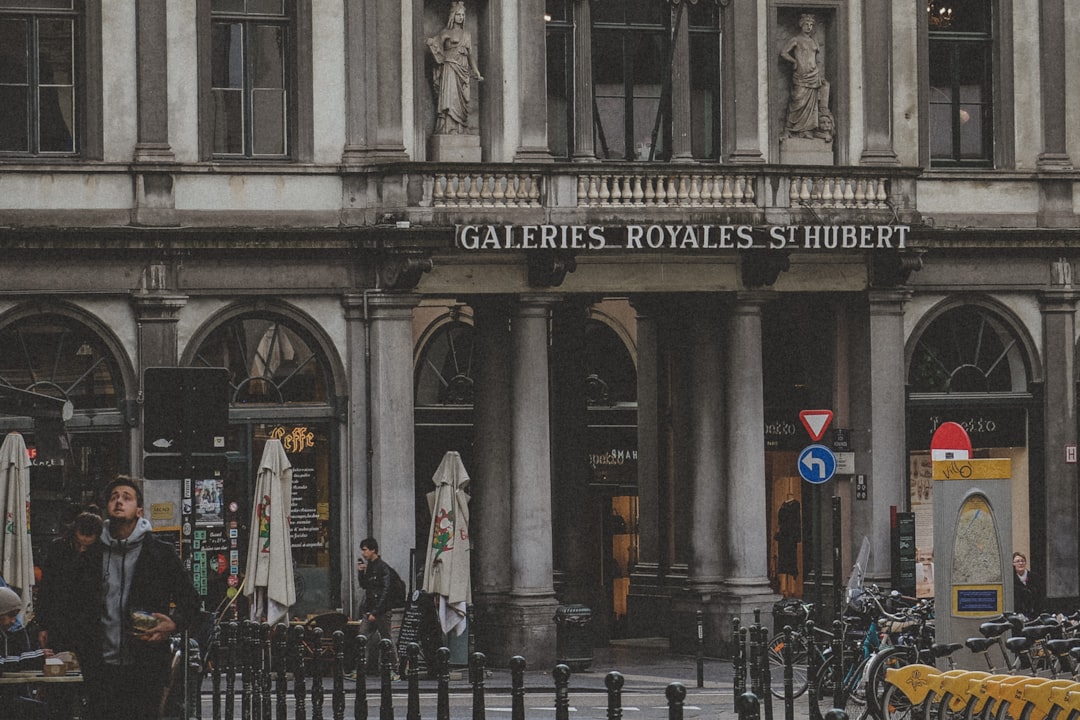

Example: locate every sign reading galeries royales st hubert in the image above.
[455,224,910,252]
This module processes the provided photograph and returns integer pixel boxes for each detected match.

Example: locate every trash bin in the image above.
[554,605,593,671]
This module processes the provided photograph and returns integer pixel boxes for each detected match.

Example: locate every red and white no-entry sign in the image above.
[930,421,972,461]
[799,409,834,442]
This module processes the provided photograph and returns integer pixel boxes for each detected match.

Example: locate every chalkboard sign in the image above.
[394,591,446,676]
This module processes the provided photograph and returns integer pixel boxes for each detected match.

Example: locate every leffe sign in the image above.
[455,224,910,252]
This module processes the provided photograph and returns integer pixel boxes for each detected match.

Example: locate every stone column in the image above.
[488,294,559,665]
[852,291,908,583]
[860,0,899,165]
[341,293,373,616]
[366,293,420,576]
[132,266,186,368]
[515,0,552,161]
[134,0,172,162]
[342,0,407,164]
[718,293,777,640]
[669,1,693,161]
[133,0,176,226]
[1037,0,1071,171]
[1040,267,1079,599]
[470,296,515,659]
[671,297,727,653]
[626,298,663,634]
[724,2,764,163]
[550,299,593,607]
[571,0,596,161]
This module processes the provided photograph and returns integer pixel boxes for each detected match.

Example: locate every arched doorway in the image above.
[187,310,340,616]
[0,309,131,563]
[906,301,1038,600]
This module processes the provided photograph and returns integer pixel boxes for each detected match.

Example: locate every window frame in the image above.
[197,0,312,162]
[0,0,101,161]
[921,0,1012,169]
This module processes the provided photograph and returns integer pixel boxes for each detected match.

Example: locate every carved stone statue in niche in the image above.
[428,2,483,130]
[779,12,834,164]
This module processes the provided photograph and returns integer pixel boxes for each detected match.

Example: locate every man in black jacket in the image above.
[74,477,202,720]
[356,537,399,673]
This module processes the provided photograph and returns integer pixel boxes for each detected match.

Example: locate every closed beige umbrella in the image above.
[0,432,34,618]
[422,451,471,637]
[243,439,296,625]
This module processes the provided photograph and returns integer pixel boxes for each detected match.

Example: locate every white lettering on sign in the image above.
[455,224,909,251]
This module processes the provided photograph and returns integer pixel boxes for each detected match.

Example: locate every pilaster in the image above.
[860,0,899,165]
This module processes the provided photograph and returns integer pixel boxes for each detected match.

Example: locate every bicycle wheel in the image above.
[768,632,810,699]
[864,647,918,720]
[880,681,922,720]
[812,654,870,719]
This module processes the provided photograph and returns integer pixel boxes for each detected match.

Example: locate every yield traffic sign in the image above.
[799,409,834,442]
[798,444,837,484]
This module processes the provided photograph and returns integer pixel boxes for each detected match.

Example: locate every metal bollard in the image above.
[378,638,394,720]
[748,618,762,700]
[605,671,624,720]
[406,643,421,720]
[275,624,289,720]
[696,610,705,688]
[760,622,773,720]
[260,623,273,720]
[737,691,761,720]
[332,631,347,720]
[211,631,223,720]
[436,647,451,720]
[732,617,744,712]
[831,619,845,710]
[354,635,368,720]
[510,656,526,720]
[291,624,309,720]
[782,626,794,720]
[736,625,748,713]
[666,682,686,720]
[311,627,326,720]
[241,621,254,720]
[806,620,821,720]
[470,651,487,720]
[553,664,572,720]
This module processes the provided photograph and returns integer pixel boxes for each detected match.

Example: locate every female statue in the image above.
[780,13,832,139]
[427,2,484,135]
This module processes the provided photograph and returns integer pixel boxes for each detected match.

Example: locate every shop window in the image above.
[0,0,85,157]
[927,0,993,167]
[192,315,329,404]
[200,0,311,160]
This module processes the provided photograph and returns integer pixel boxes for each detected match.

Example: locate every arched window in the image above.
[0,313,123,410]
[415,320,476,407]
[191,315,329,404]
[908,305,1029,394]
[584,319,636,406]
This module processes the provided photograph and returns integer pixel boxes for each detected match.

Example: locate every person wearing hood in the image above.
[1,585,46,716]
[70,476,201,720]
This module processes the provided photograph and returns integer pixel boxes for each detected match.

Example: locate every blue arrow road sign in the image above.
[798,444,837,484]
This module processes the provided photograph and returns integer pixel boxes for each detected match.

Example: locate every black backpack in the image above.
[387,565,407,609]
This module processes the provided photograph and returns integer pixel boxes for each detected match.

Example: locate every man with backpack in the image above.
[356,537,404,674]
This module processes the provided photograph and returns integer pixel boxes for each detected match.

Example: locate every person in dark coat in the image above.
[775,494,802,597]
[36,510,104,653]
[356,537,399,673]
[0,586,46,716]
[1012,551,1043,618]
[68,477,202,720]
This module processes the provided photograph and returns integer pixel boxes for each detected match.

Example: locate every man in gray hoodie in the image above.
[74,477,201,720]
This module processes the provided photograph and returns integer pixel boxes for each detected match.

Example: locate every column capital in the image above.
[733,290,776,312]
[516,292,561,309]
[343,291,421,320]
[1039,289,1080,312]
[131,292,188,321]
[867,289,911,314]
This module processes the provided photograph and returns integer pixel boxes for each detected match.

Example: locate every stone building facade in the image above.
[0,0,1078,663]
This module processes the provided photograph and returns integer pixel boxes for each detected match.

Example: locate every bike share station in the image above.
[930,421,1013,661]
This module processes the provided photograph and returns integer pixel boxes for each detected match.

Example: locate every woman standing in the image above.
[1012,551,1043,618]
[427,2,484,134]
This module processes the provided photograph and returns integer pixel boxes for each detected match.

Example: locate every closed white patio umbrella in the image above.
[244,439,296,626]
[422,451,472,637]
[0,432,34,617]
